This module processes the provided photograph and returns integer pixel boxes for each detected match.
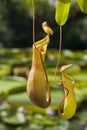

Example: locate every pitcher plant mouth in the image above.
[58,64,77,119]
[27,21,53,108]
[33,21,53,60]
[33,34,50,58]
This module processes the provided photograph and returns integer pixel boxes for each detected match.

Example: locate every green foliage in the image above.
[0,0,87,49]
[55,0,71,26]
[55,0,87,26]
[0,76,26,98]
[77,0,87,13]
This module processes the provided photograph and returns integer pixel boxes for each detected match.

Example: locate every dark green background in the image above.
[0,0,87,49]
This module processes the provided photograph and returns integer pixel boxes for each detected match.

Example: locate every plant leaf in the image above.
[55,0,71,26]
[77,0,87,13]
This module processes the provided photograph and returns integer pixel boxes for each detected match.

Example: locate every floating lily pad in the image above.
[75,88,85,103]
[0,48,30,66]
[6,92,46,114]
[6,92,30,104]
[73,72,87,81]
[0,76,26,97]
[28,123,44,130]
[0,64,12,77]
[67,120,82,130]
[75,80,87,88]
[2,112,26,126]
[77,111,87,123]
[62,50,75,59]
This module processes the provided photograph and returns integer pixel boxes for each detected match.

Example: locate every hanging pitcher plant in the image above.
[27,22,53,108]
[55,0,87,119]
[27,0,87,120]
[58,64,77,119]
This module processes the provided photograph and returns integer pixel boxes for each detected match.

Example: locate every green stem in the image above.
[55,26,62,84]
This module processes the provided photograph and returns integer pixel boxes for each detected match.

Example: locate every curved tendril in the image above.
[58,84,69,116]
[39,51,51,100]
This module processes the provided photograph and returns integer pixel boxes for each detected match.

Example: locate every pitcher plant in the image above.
[58,64,77,119]
[27,22,53,108]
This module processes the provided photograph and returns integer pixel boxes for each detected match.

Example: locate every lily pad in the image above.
[73,72,87,81]
[62,50,75,59]
[2,112,26,126]
[0,76,26,97]
[76,111,87,123]
[0,64,12,77]
[0,48,30,66]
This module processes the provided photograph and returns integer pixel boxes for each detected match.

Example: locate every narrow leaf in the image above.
[77,0,87,13]
[55,0,71,26]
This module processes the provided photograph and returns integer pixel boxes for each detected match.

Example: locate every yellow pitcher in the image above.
[27,22,53,108]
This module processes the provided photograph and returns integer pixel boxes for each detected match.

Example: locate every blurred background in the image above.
[0,0,87,130]
[0,0,87,49]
